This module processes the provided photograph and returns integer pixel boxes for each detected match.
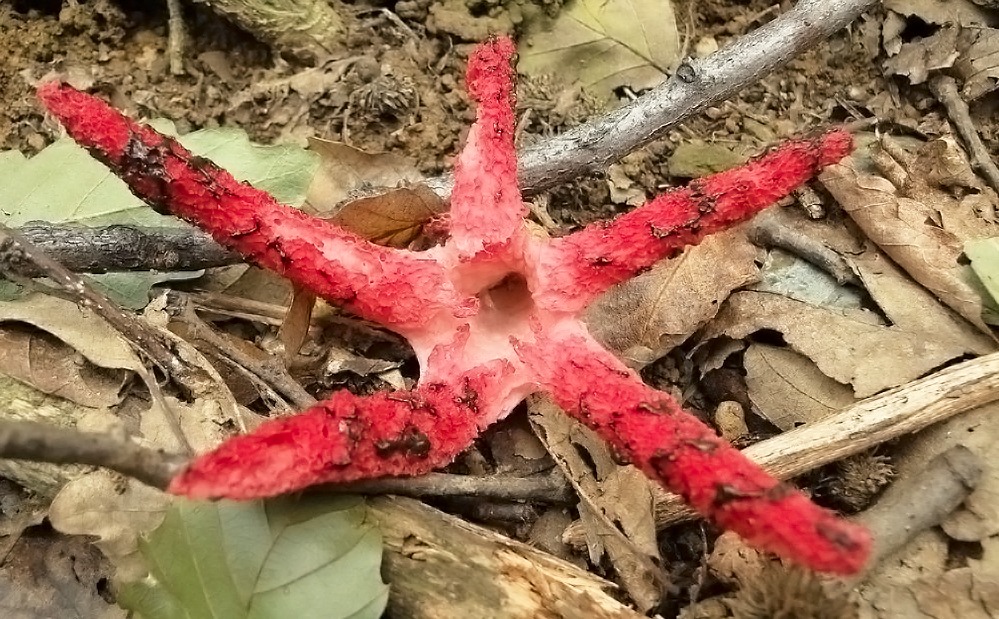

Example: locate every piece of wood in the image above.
[368,496,643,619]
[194,0,344,62]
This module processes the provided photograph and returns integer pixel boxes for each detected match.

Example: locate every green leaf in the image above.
[0,126,318,227]
[117,496,388,619]
[518,0,680,101]
[965,237,999,325]
[0,122,318,308]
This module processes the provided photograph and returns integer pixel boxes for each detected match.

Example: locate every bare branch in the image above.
[930,74,999,197]
[856,444,981,570]
[0,224,211,397]
[326,469,575,504]
[0,224,239,277]
[0,419,185,491]
[431,0,880,197]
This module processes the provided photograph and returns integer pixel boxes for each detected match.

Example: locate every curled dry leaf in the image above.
[743,344,856,431]
[701,288,987,398]
[518,0,680,101]
[886,24,999,99]
[819,138,999,334]
[588,229,761,368]
[0,325,128,409]
[528,395,666,612]
[702,204,994,397]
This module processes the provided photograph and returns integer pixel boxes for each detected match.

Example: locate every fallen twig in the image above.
[854,444,981,573]
[748,208,861,286]
[0,418,187,490]
[930,74,999,197]
[0,224,237,277]
[165,293,317,409]
[328,469,575,504]
[165,0,186,75]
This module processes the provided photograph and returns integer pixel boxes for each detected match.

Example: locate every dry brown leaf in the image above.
[48,470,170,582]
[890,402,999,542]
[0,294,141,372]
[588,229,761,368]
[326,185,447,247]
[953,26,999,99]
[743,344,856,431]
[701,289,988,398]
[884,0,999,27]
[0,533,127,619]
[0,325,127,409]
[884,25,960,84]
[820,141,999,334]
[305,138,426,212]
[529,396,666,612]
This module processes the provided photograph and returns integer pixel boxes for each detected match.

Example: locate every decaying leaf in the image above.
[0,325,127,409]
[667,141,750,178]
[529,395,666,613]
[892,402,999,542]
[0,294,141,372]
[883,0,999,28]
[116,496,388,619]
[305,138,427,212]
[588,229,761,368]
[859,533,999,618]
[700,285,989,398]
[0,533,126,619]
[884,25,960,85]
[0,375,100,496]
[820,141,999,334]
[743,344,856,431]
[518,0,680,101]
[49,471,170,583]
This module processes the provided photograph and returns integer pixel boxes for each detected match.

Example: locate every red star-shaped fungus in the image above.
[38,36,870,574]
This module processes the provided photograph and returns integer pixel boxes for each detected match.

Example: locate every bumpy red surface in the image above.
[40,37,870,574]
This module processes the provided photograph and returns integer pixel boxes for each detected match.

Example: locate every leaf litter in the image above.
[4,0,999,616]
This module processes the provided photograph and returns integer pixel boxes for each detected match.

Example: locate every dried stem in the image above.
[854,444,981,572]
[166,294,318,409]
[20,0,877,274]
[327,469,575,504]
[748,208,861,286]
[165,0,186,75]
[0,419,186,490]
